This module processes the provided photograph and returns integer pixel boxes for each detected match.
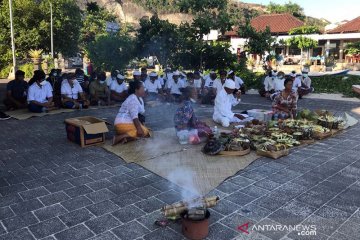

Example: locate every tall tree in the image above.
[267,1,305,20]
[0,0,82,69]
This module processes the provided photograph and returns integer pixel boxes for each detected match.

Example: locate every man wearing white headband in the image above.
[228,70,246,94]
[298,69,314,98]
[291,70,302,93]
[166,70,185,102]
[133,70,141,81]
[213,79,246,127]
[144,72,163,100]
[110,74,128,102]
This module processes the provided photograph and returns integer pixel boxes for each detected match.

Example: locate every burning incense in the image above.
[161,196,219,217]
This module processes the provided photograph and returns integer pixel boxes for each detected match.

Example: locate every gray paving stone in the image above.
[59,208,94,227]
[0,223,5,235]
[0,184,27,196]
[228,176,256,188]
[252,196,288,211]
[55,224,95,240]
[216,181,241,194]
[64,185,93,198]
[328,232,357,240]
[265,169,302,184]
[111,192,142,207]
[89,231,119,240]
[2,212,38,232]
[88,171,113,181]
[267,182,307,202]
[287,231,328,240]
[220,212,253,230]
[44,181,73,193]
[134,197,165,213]
[239,170,266,181]
[67,176,94,187]
[143,227,183,240]
[150,180,175,192]
[85,214,121,234]
[112,205,145,223]
[253,179,282,191]
[327,195,359,214]
[127,176,154,188]
[47,173,73,184]
[10,198,44,215]
[106,165,132,176]
[86,200,119,216]
[240,185,270,198]
[0,228,35,240]
[112,221,150,239]
[0,194,22,208]
[239,203,272,222]
[156,190,182,204]
[206,223,238,240]
[212,199,240,216]
[314,205,352,225]
[34,204,68,221]
[39,191,70,206]
[29,217,66,239]
[224,191,256,206]
[348,210,360,225]
[87,163,112,172]
[0,206,14,220]
[23,178,52,189]
[301,214,339,236]
[61,196,93,212]
[68,168,94,178]
[132,185,161,199]
[86,189,117,203]
[86,179,114,191]
[69,161,94,169]
[18,186,50,200]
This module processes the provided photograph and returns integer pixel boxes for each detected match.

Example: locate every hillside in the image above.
[75,0,329,29]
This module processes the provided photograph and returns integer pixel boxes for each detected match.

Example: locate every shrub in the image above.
[311,75,360,97]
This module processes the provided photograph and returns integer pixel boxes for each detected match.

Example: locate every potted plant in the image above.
[324,56,336,71]
[29,49,43,70]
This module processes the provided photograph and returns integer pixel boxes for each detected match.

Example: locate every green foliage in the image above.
[267,1,305,20]
[179,0,227,13]
[289,26,320,35]
[311,75,360,97]
[0,65,11,78]
[80,2,116,50]
[0,0,82,69]
[132,0,180,13]
[286,36,318,49]
[18,63,34,78]
[239,25,275,55]
[136,15,178,66]
[344,41,360,55]
[86,33,135,71]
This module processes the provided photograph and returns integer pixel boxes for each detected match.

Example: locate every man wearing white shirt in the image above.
[228,70,246,94]
[259,71,275,97]
[106,70,119,87]
[213,70,228,95]
[166,70,185,102]
[110,74,128,102]
[291,71,302,93]
[298,69,314,98]
[61,73,89,109]
[202,71,217,104]
[133,70,141,81]
[213,80,245,127]
[27,70,56,113]
[270,71,285,100]
[145,72,163,100]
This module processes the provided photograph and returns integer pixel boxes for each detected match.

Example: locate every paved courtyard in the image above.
[0,94,360,240]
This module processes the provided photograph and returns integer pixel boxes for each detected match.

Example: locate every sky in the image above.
[240,0,360,23]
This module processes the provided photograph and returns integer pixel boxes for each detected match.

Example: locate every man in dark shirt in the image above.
[4,70,28,110]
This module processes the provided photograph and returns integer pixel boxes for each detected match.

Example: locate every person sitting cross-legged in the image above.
[112,80,150,145]
[144,72,163,101]
[110,74,128,103]
[27,70,57,113]
[61,73,89,109]
[4,70,28,110]
[166,70,185,102]
[174,86,212,140]
[89,72,111,106]
[213,79,245,127]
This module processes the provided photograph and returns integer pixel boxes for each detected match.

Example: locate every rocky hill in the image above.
[75,0,328,29]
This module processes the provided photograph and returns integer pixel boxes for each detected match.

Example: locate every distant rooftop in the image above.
[225,13,304,37]
[327,16,360,33]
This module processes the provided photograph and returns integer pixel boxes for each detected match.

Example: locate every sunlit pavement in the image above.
[0,94,359,240]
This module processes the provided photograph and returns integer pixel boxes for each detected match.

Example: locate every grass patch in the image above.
[312,75,360,98]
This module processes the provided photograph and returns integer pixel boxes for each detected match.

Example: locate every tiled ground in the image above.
[0,94,360,240]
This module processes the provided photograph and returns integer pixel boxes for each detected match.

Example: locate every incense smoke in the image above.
[167,167,202,208]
